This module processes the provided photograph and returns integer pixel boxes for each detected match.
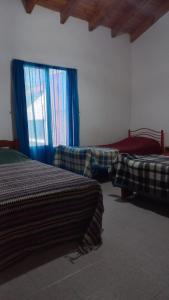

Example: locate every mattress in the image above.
[0,159,104,270]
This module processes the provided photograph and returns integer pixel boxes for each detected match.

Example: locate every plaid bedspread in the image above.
[114,154,169,199]
[54,145,119,177]
[0,160,104,270]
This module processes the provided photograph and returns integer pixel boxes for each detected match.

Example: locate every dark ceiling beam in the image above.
[25,0,38,13]
[110,3,130,38]
[88,1,114,32]
[130,1,169,42]
[88,10,106,31]
[110,0,147,38]
[111,29,117,38]
[109,0,133,38]
[130,17,153,42]
[60,0,78,24]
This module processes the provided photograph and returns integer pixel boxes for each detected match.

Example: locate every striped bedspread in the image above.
[0,160,104,270]
[114,154,169,199]
[54,145,119,177]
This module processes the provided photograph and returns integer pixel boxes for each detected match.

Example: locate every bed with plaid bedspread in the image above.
[0,160,104,270]
[114,154,169,199]
[54,145,119,178]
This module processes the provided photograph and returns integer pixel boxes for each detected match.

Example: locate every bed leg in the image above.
[121,188,132,200]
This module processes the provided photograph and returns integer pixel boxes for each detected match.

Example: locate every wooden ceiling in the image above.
[23,0,169,42]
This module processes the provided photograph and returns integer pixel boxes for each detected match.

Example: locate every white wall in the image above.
[0,0,131,146]
[131,12,169,144]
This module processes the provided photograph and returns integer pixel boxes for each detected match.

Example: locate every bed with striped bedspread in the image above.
[0,159,104,270]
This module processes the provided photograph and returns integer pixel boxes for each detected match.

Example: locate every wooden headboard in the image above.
[128,128,164,152]
[0,140,19,150]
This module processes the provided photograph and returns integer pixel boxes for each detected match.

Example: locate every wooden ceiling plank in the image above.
[88,1,113,32]
[60,0,78,24]
[130,18,154,42]
[23,0,169,42]
[25,0,38,14]
[130,1,169,42]
[110,3,130,37]
[110,0,147,36]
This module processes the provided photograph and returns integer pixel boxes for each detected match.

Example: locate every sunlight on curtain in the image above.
[24,66,67,147]
[49,69,67,146]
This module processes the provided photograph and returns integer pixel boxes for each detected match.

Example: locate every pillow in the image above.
[0,149,28,164]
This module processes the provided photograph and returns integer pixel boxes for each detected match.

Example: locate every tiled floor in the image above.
[1,183,169,300]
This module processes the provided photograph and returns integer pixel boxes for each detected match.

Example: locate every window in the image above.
[12,59,79,164]
[24,65,68,147]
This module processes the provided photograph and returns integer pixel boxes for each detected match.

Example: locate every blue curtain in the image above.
[67,69,80,146]
[11,59,80,164]
[11,60,30,156]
